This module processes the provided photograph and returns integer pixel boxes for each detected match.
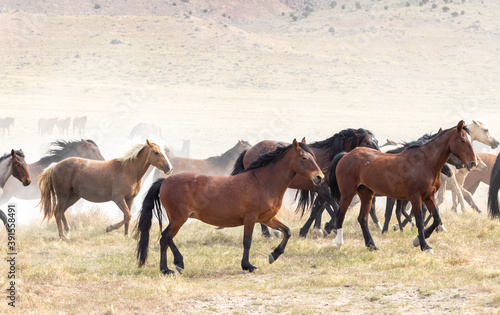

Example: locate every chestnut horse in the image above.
[0,139,105,208]
[330,121,476,253]
[0,150,31,228]
[39,140,172,239]
[231,128,380,238]
[136,140,324,274]
[487,153,500,219]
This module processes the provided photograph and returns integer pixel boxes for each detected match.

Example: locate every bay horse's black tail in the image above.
[135,178,165,267]
[329,152,347,205]
[0,210,7,231]
[294,189,316,217]
[230,150,247,175]
[487,153,500,219]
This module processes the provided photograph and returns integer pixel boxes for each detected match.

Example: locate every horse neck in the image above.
[216,146,240,167]
[251,152,297,196]
[0,159,12,188]
[122,149,151,181]
[419,130,453,175]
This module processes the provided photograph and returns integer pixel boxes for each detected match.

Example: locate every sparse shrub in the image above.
[443,6,450,11]
[384,5,389,10]
[328,26,335,34]
[189,11,192,15]
[302,11,311,17]
[203,9,208,13]
[406,2,410,7]
[451,11,458,17]
[290,12,294,17]
[444,0,449,3]
[305,6,313,12]
[222,13,226,17]
[355,2,361,9]
[172,2,177,6]
[94,3,101,9]
[432,4,437,8]
[292,15,298,21]
[281,12,285,16]
[331,1,337,8]
[341,4,345,9]
[461,10,465,15]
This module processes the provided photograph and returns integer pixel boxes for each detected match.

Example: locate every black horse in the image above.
[487,153,500,219]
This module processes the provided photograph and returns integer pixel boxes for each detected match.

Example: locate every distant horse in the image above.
[231,128,380,238]
[487,153,500,219]
[135,140,324,274]
[57,117,71,135]
[38,118,58,136]
[437,120,498,213]
[0,139,105,208]
[0,117,14,135]
[73,116,87,135]
[0,150,31,229]
[153,140,252,180]
[39,140,172,239]
[128,122,163,142]
[330,121,476,253]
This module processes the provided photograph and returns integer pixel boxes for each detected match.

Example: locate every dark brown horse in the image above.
[0,150,31,228]
[330,121,476,253]
[136,140,324,274]
[231,128,380,237]
[487,153,500,219]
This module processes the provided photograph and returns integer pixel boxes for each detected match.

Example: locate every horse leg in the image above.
[369,197,382,231]
[260,224,272,238]
[333,192,356,250]
[357,187,377,250]
[395,199,404,232]
[411,198,433,253]
[107,199,132,235]
[382,197,396,234]
[264,217,291,264]
[61,193,81,237]
[160,219,187,275]
[241,216,258,272]
[399,201,413,228]
[421,197,443,241]
[323,202,338,234]
[124,198,135,235]
[461,187,482,213]
[299,199,324,238]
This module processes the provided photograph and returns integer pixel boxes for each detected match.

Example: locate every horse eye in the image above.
[155,152,159,155]
[301,156,307,160]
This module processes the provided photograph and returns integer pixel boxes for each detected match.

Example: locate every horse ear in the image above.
[146,139,151,146]
[472,120,478,125]
[438,128,443,133]
[81,139,89,144]
[301,137,306,144]
[11,149,16,157]
[292,138,299,149]
[457,120,465,131]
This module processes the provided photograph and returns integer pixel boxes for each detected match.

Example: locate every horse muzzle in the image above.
[23,179,31,186]
[312,174,324,186]
[164,166,173,175]
[492,140,499,150]
[465,161,476,171]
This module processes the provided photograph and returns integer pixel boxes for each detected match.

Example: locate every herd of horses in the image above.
[1,120,500,274]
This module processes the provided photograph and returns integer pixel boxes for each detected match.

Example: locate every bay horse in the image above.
[231,128,380,238]
[136,140,324,274]
[0,139,105,208]
[330,121,476,253]
[487,153,500,219]
[0,150,31,229]
[38,140,172,239]
[153,140,252,180]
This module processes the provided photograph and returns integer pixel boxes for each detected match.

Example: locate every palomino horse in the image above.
[0,117,14,135]
[231,128,380,238]
[437,120,498,213]
[136,140,324,274]
[0,150,31,228]
[39,140,172,239]
[487,153,500,219]
[0,139,105,208]
[463,152,497,194]
[154,140,252,179]
[330,121,476,253]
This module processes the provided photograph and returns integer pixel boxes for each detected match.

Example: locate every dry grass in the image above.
[1,204,500,314]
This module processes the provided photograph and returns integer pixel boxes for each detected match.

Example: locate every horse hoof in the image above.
[273,230,282,238]
[425,248,434,254]
[332,242,343,250]
[376,222,383,231]
[106,226,112,233]
[368,244,378,251]
[437,224,447,233]
[175,265,184,274]
[161,268,175,275]
[413,237,420,247]
[392,224,399,232]
[269,254,275,264]
[311,228,323,239]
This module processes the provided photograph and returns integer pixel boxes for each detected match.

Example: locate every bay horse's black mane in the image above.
[0,150,25,163]
[207,140,251,167]
[388,126,470,153]
[38,139,97,166]
[309,128,376,161]
[243,142,312,173]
